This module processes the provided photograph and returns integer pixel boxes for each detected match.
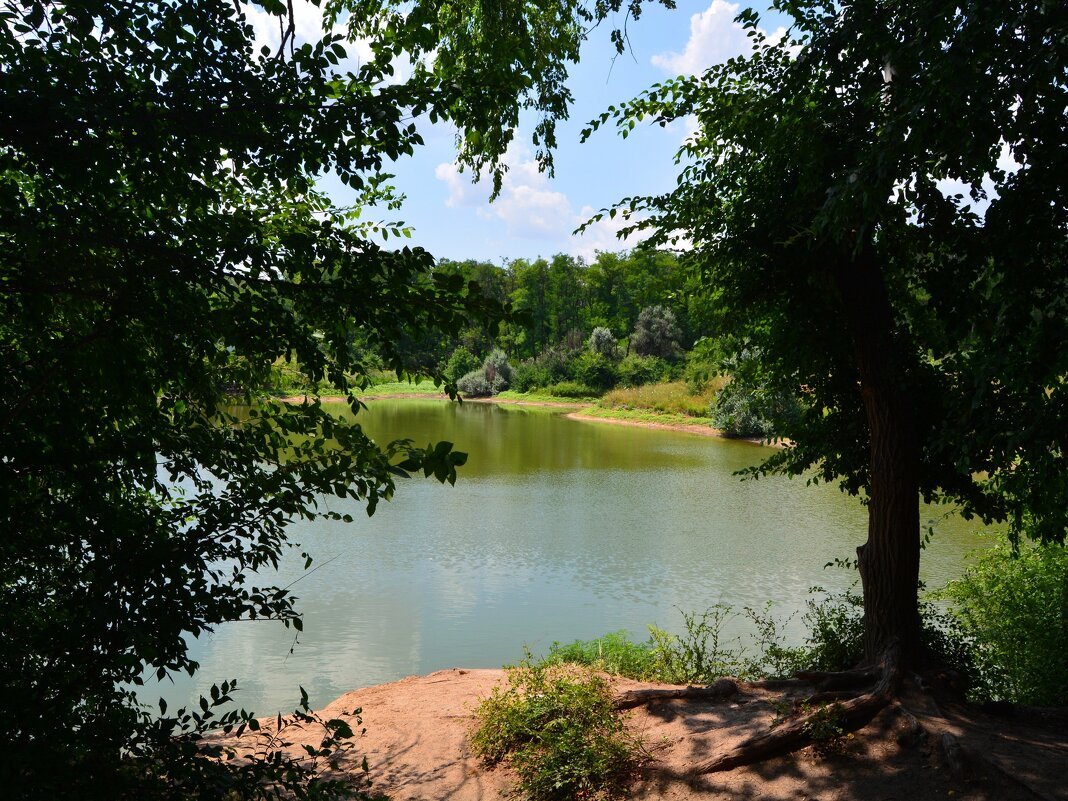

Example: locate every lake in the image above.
[149,398,992,715]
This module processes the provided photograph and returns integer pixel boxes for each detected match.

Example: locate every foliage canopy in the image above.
[587,0,1068,660]
[0,0,669,795]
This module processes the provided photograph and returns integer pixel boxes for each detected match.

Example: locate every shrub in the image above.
[545,607,800,685]
[454,349,514,397]
[457,369,493,397]
[545,381,598,398]
[616,354,668,388]
[266,358,327,395]
[511,360,552,392]
[710,378,799,439]
[797,588,865,672]
[588,327,620,358]
[647,606,749,684]
[539,344,580,384]
[472,660,638,801]
[939,537,1068,705]
[799,701,853,757]
[483,348,513,390]
[571,352,619,393]
[444,346,482,384]
[683,338,723,393]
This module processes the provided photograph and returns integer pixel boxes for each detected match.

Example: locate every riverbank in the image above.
[226,668,1064,801]
[276,388,777,443]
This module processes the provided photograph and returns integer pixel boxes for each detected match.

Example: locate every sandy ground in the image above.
[223,669,1067,801]
[564,410,735,439]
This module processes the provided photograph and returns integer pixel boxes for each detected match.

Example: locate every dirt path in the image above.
[232,669,1064,801]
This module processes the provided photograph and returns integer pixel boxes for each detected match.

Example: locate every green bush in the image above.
[444,346,482,384]
[939,537,1068,705]
[546,381,598,398]
[544,607,803,685]
[683,338,722,393]
[511,360,552,392]
[539,594,979,694]
[647,606,750,683]
[483,348,514,391]
[266,359,327,396]
[588,327,620,358]
[538,344,580,384]
[571,352,619,393]
[472,660,638,801]
[630,305,682,360]
[616,355,668,388]
[710,378,799,439]
[457,369,493,397]
[797,587,866,672]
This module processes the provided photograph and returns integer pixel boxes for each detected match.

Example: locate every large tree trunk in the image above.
[834,245,921,665]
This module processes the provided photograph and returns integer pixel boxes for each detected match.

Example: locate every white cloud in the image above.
[435,146,572,240]
[434,161,475,208]
[435,147,658,255]
[572,206,652,261]
[652,0,785,76]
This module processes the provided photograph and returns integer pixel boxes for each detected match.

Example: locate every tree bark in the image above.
[833,244,921,665]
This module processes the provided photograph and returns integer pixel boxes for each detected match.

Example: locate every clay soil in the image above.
[234,669,1067,801]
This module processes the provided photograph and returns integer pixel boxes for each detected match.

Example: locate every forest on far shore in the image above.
[271,248,797,439]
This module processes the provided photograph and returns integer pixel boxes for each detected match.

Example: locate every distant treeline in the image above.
[381,247,717,385]
[435,248,708,359]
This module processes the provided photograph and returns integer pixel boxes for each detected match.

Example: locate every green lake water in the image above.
[151,399,994,715]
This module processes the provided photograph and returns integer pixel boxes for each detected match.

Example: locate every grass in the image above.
[359,379,445,396]
[542,631,660,680]
[541,605,817,686]
[577,406,715,427]
[600,379,726,419]
[495,389,595,404]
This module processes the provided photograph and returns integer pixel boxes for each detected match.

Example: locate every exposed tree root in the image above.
[794,667,881,690]
[689,680,894,775]
[684,642,903,776]
[609,641,907,779]
[604,643,1065,799]
[613,678,742,710]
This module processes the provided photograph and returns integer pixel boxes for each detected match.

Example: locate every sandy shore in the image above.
[565,410,730,438]
[218,668,1061,801]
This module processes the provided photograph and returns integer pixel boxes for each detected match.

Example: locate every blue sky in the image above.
[249,0,792,264]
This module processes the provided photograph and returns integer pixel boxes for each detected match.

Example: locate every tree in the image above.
[0,0,670,796]
[585,0,1067,751]
[630,304,682,359]
[588,326,620,357]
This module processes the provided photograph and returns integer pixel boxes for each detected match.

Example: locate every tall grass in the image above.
[600,379,727,418]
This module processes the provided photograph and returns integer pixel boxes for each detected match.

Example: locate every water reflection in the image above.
[150,399,994,715]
